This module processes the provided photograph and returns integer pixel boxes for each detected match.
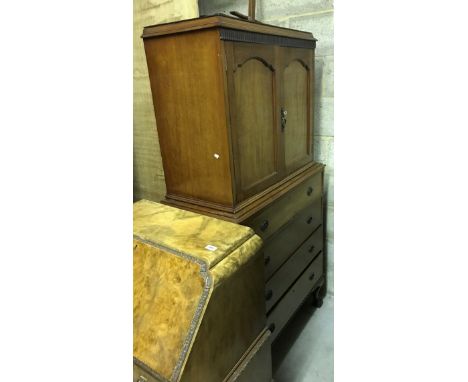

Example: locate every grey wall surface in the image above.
[199,0,335,294]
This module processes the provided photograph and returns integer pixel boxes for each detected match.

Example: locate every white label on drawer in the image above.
[205,244,218,251]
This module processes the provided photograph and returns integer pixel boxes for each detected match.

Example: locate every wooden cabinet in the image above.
[142,15,317,222]
[142,14,326,345]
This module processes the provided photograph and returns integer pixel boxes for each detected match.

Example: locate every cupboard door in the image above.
[226,42,281,201]
[281,48,314,174]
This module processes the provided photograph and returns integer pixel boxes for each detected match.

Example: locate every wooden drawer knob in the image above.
[260,220,269,232]
[309,272,315,281]
[264,255,271,265]
[265,289,273,300]
[307,186,313,196]
[307,216,313,224]
[308,245,315,253]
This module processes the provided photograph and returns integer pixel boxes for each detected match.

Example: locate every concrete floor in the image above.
[272,294,334,382]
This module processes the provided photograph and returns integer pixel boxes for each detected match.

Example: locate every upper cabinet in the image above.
[142,15,317,221]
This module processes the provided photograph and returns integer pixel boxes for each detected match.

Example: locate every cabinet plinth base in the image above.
[162,162,324,223]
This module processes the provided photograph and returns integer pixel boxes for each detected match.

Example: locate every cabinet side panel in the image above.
[144,29,233,206]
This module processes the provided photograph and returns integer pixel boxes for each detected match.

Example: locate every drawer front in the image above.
[265,225,323,312]
[133,362,161,382]
[245,171,322,240]
[263,203,322,280]
[266,252,323,343]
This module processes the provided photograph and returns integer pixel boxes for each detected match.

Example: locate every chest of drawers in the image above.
[142,14,325,348]
[243,165,325,341]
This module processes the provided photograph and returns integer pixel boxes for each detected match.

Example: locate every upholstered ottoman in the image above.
[133,200,272,382]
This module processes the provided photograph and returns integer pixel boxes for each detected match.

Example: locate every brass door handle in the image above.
[281,107,287,131]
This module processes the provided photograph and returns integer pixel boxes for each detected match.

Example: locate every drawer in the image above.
[265,225,323,312]
[244,171,322,240]
[263,204,322,280]
[133,361,161,382]
[266,252,323,343]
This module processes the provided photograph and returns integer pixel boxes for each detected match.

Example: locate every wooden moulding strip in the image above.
[142,15,315,41]
[218,28,316,49]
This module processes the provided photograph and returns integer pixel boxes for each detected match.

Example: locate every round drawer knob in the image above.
[265,289,273,300]
[309,272,315,281]
[307,216,313,224]
[308,245,315,253]
[269,323,276,333]
[307,186,313,196]
[260,220,269,232]
[264,255,271,265]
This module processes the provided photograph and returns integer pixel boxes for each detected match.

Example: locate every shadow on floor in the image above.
[271,294,334,382]
[271,297,319,374]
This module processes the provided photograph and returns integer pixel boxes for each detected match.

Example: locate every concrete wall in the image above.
[133,0,199,202]
[199,0,335,294]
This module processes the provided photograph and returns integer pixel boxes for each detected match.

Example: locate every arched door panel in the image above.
[228,43,280,201]
[281,48,314,174]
